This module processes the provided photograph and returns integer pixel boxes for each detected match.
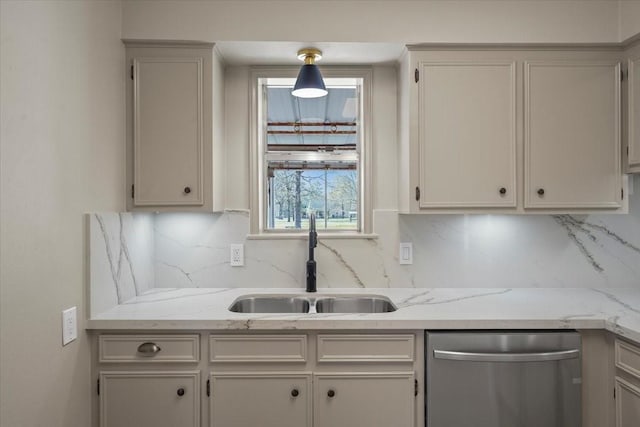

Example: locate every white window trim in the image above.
[249,66,373,237]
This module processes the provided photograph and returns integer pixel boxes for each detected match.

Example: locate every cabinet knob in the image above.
[183,186,191,194]
[499,187,507,195]
[137,342,161,355]
[177,388,185,397]
[327,389,336,398]
[537,188,545,196]
[291,389,299,397]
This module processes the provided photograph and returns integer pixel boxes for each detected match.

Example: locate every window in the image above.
[250,68,372,235]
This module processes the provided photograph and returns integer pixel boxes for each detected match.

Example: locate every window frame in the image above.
[249,67,373,237]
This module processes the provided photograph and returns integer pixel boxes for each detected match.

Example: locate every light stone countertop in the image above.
[87,287,640,343]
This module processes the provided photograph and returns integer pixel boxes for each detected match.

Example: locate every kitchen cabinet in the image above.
[615,339,640,427]
[313,373,414,427]
[209,373,312,427]
[208,333,419,427]
[96,334,201,427]
[525,60,621,208]
[100,371,200,427]
[124,40,225,212]
[627,42,640,173]
[399,47,624,213]
[413,60,516,208]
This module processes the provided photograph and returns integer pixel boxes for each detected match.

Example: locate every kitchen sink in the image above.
[228,296,310,313]
[315,296,397,313]
[228,295,396,314]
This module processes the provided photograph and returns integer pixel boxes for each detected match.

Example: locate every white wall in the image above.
[122,0,621,43]
[0,1,124,426]
[620,0,640,41]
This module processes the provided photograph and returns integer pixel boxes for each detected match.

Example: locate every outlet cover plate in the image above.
[62,307,77,346]
[230,244,244,267]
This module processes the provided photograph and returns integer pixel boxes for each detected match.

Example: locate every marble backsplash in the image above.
[89,176,640,314]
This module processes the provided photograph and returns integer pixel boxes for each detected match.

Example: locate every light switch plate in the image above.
[399,242,413,265]
[62,307,77,346]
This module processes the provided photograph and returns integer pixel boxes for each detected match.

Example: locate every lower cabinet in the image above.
[95,332,421,427]
[615,339,640,427]
[208,332,419,427]
[615,377,640,427]
[313,373,415,427]
[209,373,312,427]
[99,371,200,427]
[96,334,201,427]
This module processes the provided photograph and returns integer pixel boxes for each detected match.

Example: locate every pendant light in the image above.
[292,48,328,98]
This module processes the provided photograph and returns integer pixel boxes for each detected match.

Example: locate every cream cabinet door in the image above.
[629,56,640,171]
[99,371,199,427]
[615,377,640,427]
[133,56,204,207]
[525,61,621,208]
[416,61,517,208]
[314,372,415,427]
[209,373,312,427]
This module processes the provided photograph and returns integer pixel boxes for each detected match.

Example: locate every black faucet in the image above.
[306,213,317,292]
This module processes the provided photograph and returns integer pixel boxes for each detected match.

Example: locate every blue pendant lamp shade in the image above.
[292,48,328,98]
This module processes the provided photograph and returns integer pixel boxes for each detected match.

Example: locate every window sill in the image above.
[246,233,378,241]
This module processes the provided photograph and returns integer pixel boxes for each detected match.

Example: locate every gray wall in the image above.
[0,1,124,426]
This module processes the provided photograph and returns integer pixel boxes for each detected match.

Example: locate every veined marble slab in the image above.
[89,212,154,315]
[88,178,640,316]
[87,287,640,345]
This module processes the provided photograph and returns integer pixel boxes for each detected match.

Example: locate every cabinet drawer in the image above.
[209,335,307,363]
[317,334,415,363]
[616,339,640,378]
[99,335,200,363]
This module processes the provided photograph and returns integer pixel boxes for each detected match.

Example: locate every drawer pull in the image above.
[327,389,336,398]
[137,342,162,355]
[177,388,185,397]
[291,388,299,397]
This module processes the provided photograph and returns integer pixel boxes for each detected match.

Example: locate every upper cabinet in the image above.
[415,60,516,208]
[525,60,621,208]
[125,40,225,212]
[627,41,640,174]
[399,47,625,214]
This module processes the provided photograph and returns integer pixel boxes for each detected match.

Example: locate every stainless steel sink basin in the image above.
[315,296,397,313]
[229,296,310,313]
[228,295,397,314]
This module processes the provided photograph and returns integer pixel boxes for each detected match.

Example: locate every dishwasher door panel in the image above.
[426,331,581,427]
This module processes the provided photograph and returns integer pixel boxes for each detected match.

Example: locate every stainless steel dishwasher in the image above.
[425,331,581,427]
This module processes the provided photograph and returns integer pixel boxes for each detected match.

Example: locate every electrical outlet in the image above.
[230,244,244,267]
[62,307,77,346]
[399,242,413,265]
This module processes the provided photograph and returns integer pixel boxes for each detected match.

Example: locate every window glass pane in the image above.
[266,84,358,151]
[262,76,362,232]
[266,162,358,231]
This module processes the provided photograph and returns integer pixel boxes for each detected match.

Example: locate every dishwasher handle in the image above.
[433,349,580,363]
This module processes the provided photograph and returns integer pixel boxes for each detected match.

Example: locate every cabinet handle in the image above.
[137,342,161,355]
[499,187,507,195]
[291,389,299,397]
[177,388,185,397]
[537,188,545,196]
[183,186,191,194]
[327,389,336,398]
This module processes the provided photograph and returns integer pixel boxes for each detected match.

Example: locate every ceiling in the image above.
[215,41,405,65]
